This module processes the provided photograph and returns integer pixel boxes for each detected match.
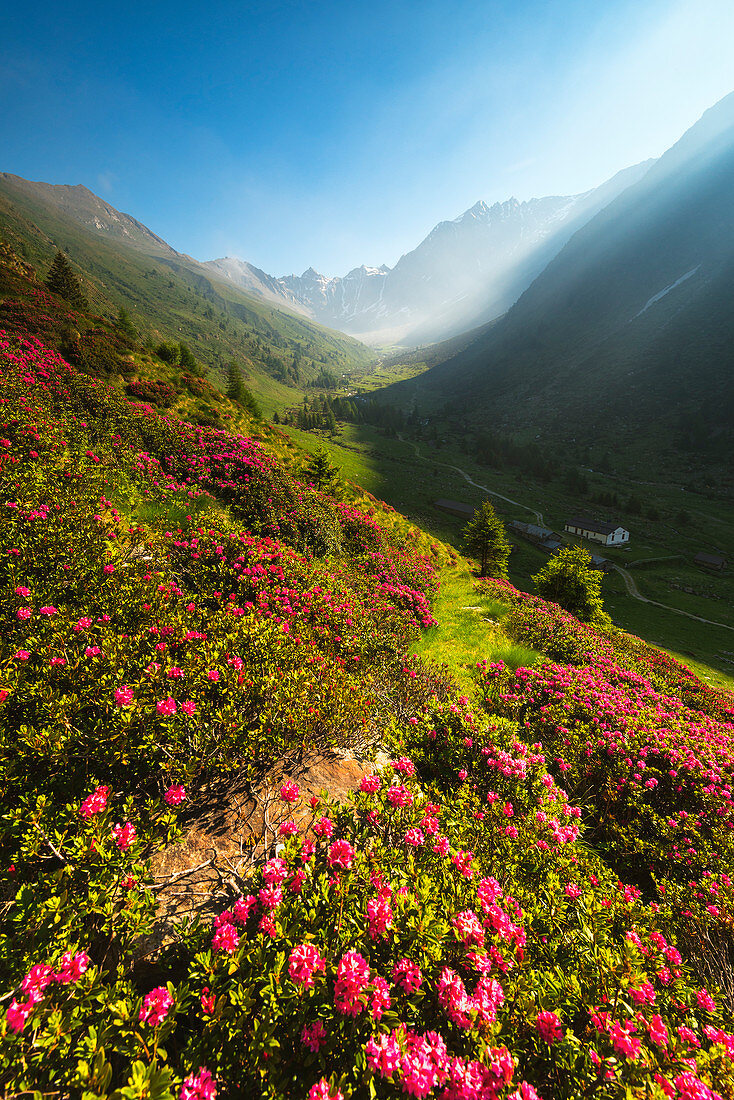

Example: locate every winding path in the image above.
[402,437,545,525]
[612,565,734,632]
[402,436,734,633]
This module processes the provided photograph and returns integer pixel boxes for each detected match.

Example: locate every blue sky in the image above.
[2,0,733,275]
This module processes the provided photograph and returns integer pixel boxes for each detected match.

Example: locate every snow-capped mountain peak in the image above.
[203,161,653,346]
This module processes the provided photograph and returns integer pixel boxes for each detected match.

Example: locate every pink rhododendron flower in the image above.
[393,958,422,994]
[366,1031,402,1077]
[139,986,174,1027]
[678,1025,701,1049]
[536,1010,563,1043]
[212,922,240,953]
[360,774,381,793]
[629,981,655,1005]
[288,868,306,893]
[404,827,425,847]
[55,951,90,984]
[696,988,716,1013]
[609,1020,641,1060]
[334,950,371,1016]
[509,1085,541,1100]
[111,821,137,851]
[180,1066,217,1100]
[258,884,282,910]
[80,784,110,819]
[387,784,413,808]
[262,857,289,884]
[181,700,197,716]
[327,839,355,871]
[452,850,474,878]
[301,1020,327,1051]
[114,685,134,707]
[452,910,485,948]
[279,819,298,836]
[673,1072,719,1100]
[313,816,334,838]
[21,963,55,998]
[308,1080,343,1100]
[280,781,300,803]
[433,836,450,857]
[6,998,35,1033]
[157,696,177,716]
[258,913,277,937]
[367,893,394,940]
[370,976,391,1020]
[288,943,326,988]
[164,785,187,806]
[233,895,257,924]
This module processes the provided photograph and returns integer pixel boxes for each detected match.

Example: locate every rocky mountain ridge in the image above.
[207,162,653,345]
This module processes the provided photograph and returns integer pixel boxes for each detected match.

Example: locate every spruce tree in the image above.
[226,361,261,417]
[227,361,245,402]
[115,306,138,341]
[46,251,88,309]
[462,501,511,578]
[304,447,339,493]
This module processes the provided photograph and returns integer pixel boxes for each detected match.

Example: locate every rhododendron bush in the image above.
[1,331,734,1098]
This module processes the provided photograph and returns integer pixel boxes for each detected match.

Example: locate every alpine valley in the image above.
[2,75,734,1100]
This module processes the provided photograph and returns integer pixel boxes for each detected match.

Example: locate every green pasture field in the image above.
[283,420,734,687]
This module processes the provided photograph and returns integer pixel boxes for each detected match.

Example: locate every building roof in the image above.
[565,516,624,536]
[434,499,476,517]
[511,521,555,540]
[694,552,727,567]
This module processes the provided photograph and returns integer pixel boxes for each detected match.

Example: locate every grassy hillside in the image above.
[2,281,734,1098]
[0,174,375,413]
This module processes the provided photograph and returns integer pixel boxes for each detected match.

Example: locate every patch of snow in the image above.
[634,266,701,317]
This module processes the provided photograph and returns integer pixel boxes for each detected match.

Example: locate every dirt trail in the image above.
[403,438,545,525]
[612,565,734,631]
[403,437,734,633]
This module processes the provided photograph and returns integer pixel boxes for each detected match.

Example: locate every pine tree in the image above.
[462,502,511,578]
[46,251,88,309]
[304,447,339,493]
[115,306,138,341]
[226,361,261,417]
[531,545,610,625]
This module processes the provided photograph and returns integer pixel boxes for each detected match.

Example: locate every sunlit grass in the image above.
[411,565,540,691]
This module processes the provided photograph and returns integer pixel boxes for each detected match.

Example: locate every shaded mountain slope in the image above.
[381,93,734,478]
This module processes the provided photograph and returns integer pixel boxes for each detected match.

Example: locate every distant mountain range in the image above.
[205,163,653,346]
[379,92,734,479]
[0,172,375,405]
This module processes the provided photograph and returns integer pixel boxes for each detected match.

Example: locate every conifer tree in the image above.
[46,250,88,309]
[462,501,511,578]
[115,306,138,341]
[226,361,261,418]
[304,446,339,493]
[227,360,245,402]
